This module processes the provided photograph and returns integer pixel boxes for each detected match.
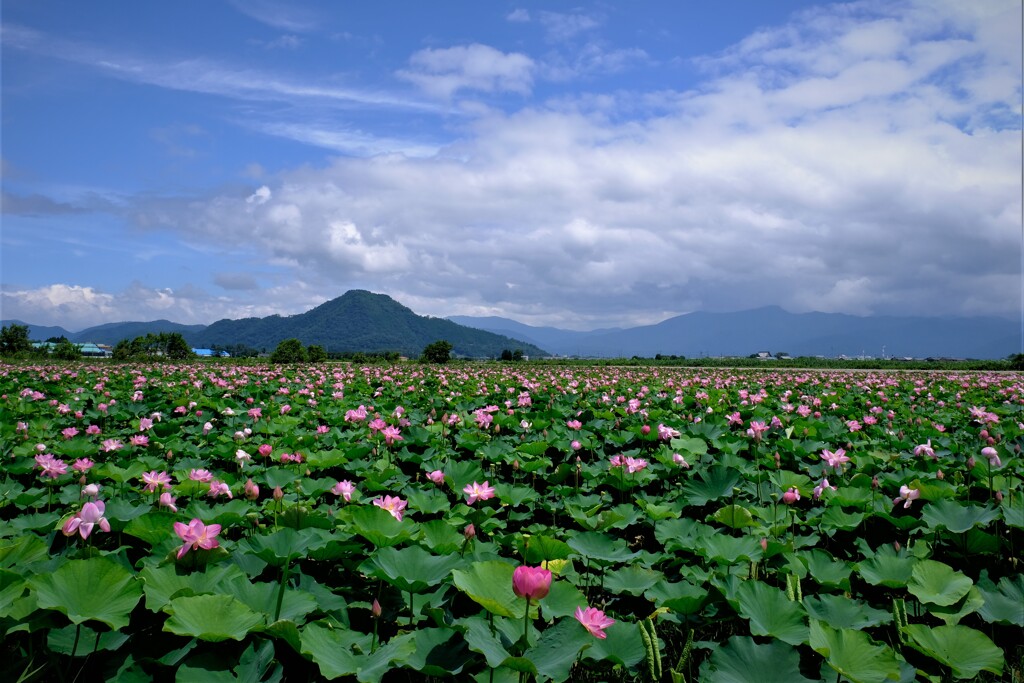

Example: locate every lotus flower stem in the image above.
[274,559,291,622]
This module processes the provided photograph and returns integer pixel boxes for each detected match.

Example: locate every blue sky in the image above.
[2,0,1021,331]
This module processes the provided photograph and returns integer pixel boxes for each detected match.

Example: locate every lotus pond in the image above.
[0,361,1021,682]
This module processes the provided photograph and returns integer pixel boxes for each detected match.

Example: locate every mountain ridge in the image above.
[4,294,1020,359]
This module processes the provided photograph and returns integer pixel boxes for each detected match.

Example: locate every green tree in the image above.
[420,340,453,364]
[163,333,194,360]
[306,344,327,362]
[0,324,32,356]
[1009,353,1024,371]
[512,349,524,361]
[270,338,307,363]
[500,349,513,361]
[52,338,82,360]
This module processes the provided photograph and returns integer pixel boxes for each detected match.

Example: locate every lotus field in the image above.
[1,361,1022,682]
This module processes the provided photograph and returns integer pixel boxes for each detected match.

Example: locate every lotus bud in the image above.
[979,429,989,440]
[987,437,995,446]
[513,460,520,471]
[967,457,976,469]
[760,538,768,551]
[464,524,476,540]
[894,541,901,552]
[871,476,879,489]
[936,470,944,480]
[273,486,284,501]
[995,491,1003,502]
[641,425,651,435]
[244,479,259,500]
[372,599,382,619]
[79,475,88,485]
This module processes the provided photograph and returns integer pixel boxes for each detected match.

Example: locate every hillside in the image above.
[452,307,1021,359]
[192,290,547,358]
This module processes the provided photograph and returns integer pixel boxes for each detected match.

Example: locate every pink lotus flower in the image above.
[672,453,690,468]
[746,421,769,442]
[381,425,403,446]
[141,470,172,493]
[189,469,214,482]
[62,500,111,539]
[332,480,355,501]
[61,427,79,439]
[81,483,101,499]
[243,479,260,500]
[571,440,582,451]
[129,435,149,447]
[138,417,154,431]
[512,565,552,602]
[426,470,445,484]
[624,457,648,473]
[159,492,178,512]
[657,423,680,440]
[894,485,921,509]
[846,420,862,432]
[813,478,837,500]
[463,481,496,505]
[101,438,123,452]
[981,446,1001,467]
[174,518,222,559]
[208,480,232,499]
[566,419,582,430]
[914,440,936,459]
[248,407,262,420]
[574,606,615,639]
[345,405,367,422]
[36,453,67,478]
[727,412,744,426]
[820,448,850,469]
[373,495,407,521]
[368,417,387,433]
[258,444,273,457]
[782,487,801,504]
[72,458,95,473]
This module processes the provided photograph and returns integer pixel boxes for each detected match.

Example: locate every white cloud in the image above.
[226,0,320,33]
[538,11,601,42]
[398,44,535,98]
[506,9,530,23]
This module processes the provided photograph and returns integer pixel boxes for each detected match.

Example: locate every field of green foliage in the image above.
[0,361,1021,682]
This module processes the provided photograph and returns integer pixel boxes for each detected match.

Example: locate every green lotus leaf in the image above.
[220,576,319,624]
[404,626,471,676]
[163,594,265,642]
[581,619,645,668]
[419,519,465,554]
[976,571,1024,626]
[698,636,816,683]
[604,566,663,596]
[904,624,1004,680]
[646,579,708,615]
[123,511,178,546]
[0,569,27,619]
[31,556,143,630]
[709,504,756,529]
[681,466,740,506]
[567,531,639,563]
[452,560,524,619]
[360,545,462,594]
[540,580,588,619]
[242,527,321,566]
[735,580,808,645]
[820,506,865,531]
[404,488,451,515]
[927,586,984,626]
[809,619,902,683]
[921,500,1000,534]
[802,594,892,630]
[458,615,514,668]
[907,560,973,606]
[857,547,916,588]
[519,535,573,564]
[800,549,853,589]
[342,505,419,548]
[47,623,130,656]
[300,621,365,679]
[139,562,248,611]
[698,534,764,565]
[526,617,592,682]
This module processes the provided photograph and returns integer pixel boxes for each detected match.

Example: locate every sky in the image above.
[1,0,1021,332]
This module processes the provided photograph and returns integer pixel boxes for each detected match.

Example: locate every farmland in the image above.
[0,361,1021,682]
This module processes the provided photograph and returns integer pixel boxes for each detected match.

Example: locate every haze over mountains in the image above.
[4,291,1020,359]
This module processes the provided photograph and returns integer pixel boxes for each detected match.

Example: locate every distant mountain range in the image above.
[4,293,1019,359]
[450,307,1021,360]
[3,290,547,358]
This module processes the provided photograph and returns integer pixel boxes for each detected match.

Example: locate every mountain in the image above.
[71,320,208,345]
[447,315,622,354]
[0,320,76,341]
[452,307,1020,359]
[192,290,547,358]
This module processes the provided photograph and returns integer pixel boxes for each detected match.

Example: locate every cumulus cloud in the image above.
[0,281,327,330]
[7,1,1021,331]
[398,44,535,98]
